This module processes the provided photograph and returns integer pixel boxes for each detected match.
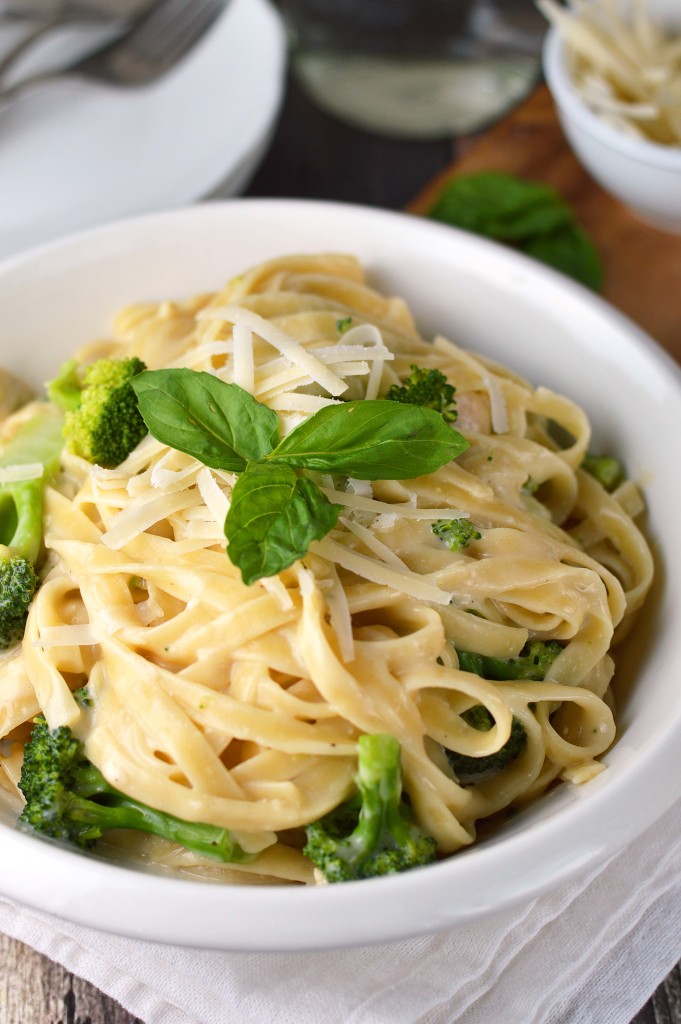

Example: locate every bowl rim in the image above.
[542,25,681,169]
[1,198,681,951]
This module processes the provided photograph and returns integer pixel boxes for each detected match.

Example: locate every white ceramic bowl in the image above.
[542,25,681,233]
[1,200,680,951]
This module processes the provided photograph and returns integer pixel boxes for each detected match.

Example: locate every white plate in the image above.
[0,0,285,260]
[1,200,680,951]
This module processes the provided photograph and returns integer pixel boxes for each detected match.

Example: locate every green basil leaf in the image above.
[133,370,279,471]
[522,223,603,292]
[266,400,468,480]
[428,172,573,242]
[225,463,341,584]
[428,171,603,292]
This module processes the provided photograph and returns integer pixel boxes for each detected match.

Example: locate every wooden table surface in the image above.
[2,65,681,1024]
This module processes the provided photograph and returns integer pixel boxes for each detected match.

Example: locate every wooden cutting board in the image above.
[407,85,681,361]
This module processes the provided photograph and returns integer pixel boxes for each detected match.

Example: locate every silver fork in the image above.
[0,0,157,84]
[0,0,226,103]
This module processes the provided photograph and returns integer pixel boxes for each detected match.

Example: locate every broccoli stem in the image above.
[581,453,624,492]
[46,359,83,412]
[0,407,65,476]
[303,733,436,881]
[1,482,44,565]
[18,718,252,864]
[69,764,249,862]
[0,406,65,648]
[339,734,411,863]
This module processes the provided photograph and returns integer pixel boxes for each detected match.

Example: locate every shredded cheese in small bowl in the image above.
[539,0,681,147]
[541,0,681,233]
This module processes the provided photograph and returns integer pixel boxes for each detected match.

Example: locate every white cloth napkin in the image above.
[2,796,681,1024]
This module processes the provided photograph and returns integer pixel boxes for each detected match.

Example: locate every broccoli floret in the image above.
[385,365,458,423]
[0,557,39,650]
[51,356,147,468]
[46,358,83,412]
[432,517,481,550]
[303,733,436,882]
[446,641,563,785]
[457,640,563,681]
[0,406,65,649]
[446,705,527,785]
[581,453,624,492]
[18,712,253,863]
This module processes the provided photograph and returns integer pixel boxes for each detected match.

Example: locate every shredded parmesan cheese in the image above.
[259,575,294,611]
[103,488,203,550]
[313,536,451,605]
[539,0,681,145]
[196,468,230,528]
[345,478,373,499]
[322,562,355,663]
[0,463,43,483]
[150,455,200,492]
[338,516,409,570]
[320,486,469,520]
[232,323,255,394]
[268,393,343,414]
[198,305,348,397]
[338,322,390,400]
[483,374,509,434]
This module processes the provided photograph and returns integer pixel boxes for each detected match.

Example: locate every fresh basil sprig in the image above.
[133,369,468,583]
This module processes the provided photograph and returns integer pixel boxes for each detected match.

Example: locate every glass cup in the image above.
[281,0,547,139]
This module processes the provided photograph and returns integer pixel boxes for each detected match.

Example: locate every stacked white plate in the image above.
[0,0,286,260]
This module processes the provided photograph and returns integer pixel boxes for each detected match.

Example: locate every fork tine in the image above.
[145,0,221,68]
[162,1,223,66]
[0,0,227,102]
[133,0,206,47]
[92,0,225,84]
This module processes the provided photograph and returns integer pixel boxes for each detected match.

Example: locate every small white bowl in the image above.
[543,25,681,234]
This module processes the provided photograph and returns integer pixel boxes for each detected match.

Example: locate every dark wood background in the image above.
[2,62,680,1024]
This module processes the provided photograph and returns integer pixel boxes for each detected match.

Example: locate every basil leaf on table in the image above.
[266,400,469,480]
[132,370,279,471]
[428,171,603,292]
[523,222,603,291]
[225,462,342,584]
[428,172,574,241]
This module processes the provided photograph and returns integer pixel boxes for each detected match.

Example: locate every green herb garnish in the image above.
[132,369,279,471]
[225,463,342,586]
[133,369,469,584]
[428,171,602,291]
[432,517,481,550]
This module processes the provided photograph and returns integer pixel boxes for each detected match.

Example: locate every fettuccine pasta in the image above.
[0,253,653,884]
